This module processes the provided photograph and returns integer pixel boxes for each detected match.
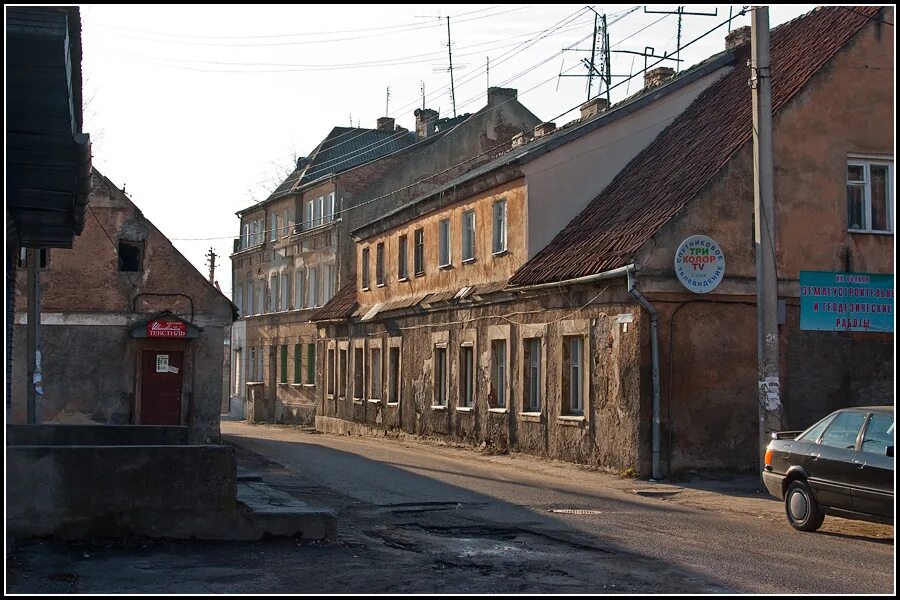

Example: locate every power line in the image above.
[838,6,893,27]
[172,7,750,243]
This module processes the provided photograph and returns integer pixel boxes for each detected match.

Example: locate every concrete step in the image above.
[235,481,337,541]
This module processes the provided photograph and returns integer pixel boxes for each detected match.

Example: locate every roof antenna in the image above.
[643,6,718,73]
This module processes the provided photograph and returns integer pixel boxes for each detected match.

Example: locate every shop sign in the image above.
[800,271,893,332]
[674,235,725,293]
[147,320,188,337]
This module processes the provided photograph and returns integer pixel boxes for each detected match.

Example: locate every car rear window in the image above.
[861,414,894,455]
[819,411,866,450]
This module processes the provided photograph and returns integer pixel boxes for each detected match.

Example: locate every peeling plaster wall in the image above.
[320,287,650,475]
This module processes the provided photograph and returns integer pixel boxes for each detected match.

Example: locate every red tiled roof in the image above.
[510,6,882,287]
[310,281,357,322]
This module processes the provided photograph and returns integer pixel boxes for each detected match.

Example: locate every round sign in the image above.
[674,235,725,293]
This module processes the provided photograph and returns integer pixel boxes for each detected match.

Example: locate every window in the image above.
[461,210,475,262]
[280,272,290,311]
[820,411,866,449]
[306,343,316,385]
[249,347,257,381]
[369,347,382,400]
[323,263,335,303]
[339,349,348,396]
[434,346,447,406]
[490,340,506,409]
[256,279,264,315]
[269,274,278,312]
[398,235,408,280]
[294,344,302,384]
[562,336,584,415]
[308,266,319,307]
[243,223,251,249]
[493,199,507,254]
[283,208,291,237]
[353,347,364,399]
[414,228,425,275]
[118,241,142,272]
[523,338,541,412]
[376,242,385,286]
[325,192,335,223]
[245,280,253,315]
[327,349,336,396]
[362,248,371,289]
[861,413,894,456]
[847,159,893,233]
[280,345,288,384]
[234,284,243,317]
[233,350,242,394]
[270,213,278,242]
[797,414,837,442]
[295,267,306,309]
[316,196,324,227]
[459,345,474,407]
[438,219,451,267]
[388,346,400,404]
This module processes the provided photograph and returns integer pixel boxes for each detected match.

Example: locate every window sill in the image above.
[431,405,448,411]
[367,398,382,404]
[848,229,893,236]
[304,383,316,388]
[488,407,509,414]
[492,249,509,257]
[439,264,453,270]
[558,415,585,426]
[361,287,370,292]
[327,394,335,400]
[461,257,476,264]
[398,277,409,282]
[414,271,426,278]
[386,401,400,407]
[352,399,364,405]
[519,412,542,423]
[456,406,474,412]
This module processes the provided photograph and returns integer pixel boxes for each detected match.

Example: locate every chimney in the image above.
[579,97,609,120]
[725,26,751,51]
[644,66,675,89]
[394,124,408,134]
[296,156,309,171]
[511,132,527,149]
[376,117,395,132]
[533,122,556,138]
[487,87,517,106]
[414,108,439,139]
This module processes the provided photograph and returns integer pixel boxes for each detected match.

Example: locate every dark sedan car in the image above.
[763,406,894,531]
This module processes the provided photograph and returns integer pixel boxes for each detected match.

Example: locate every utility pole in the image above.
[385,86,390,116]
[486,56,489,93]
[750,6,785,474]
[447,16,457,117]
[206,247,218,284]
[420,81,425,110]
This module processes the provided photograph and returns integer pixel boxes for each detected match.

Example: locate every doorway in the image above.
[140,350,184,425]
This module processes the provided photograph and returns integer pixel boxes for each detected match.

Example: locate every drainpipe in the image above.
[627,268,662,481]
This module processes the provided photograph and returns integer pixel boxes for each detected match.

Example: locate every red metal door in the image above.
[140,350,184,425]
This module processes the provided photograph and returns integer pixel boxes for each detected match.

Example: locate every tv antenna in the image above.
[559,8,625,104]
[643,6,718,72]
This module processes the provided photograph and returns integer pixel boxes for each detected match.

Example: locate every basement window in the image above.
[118,241,143,272]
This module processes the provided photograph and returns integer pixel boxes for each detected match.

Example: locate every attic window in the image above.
[118,241,143,272]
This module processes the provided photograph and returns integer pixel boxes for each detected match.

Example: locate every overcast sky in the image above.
[77,4,816,298]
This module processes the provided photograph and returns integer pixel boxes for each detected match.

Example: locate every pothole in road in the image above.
[632,488,682,498]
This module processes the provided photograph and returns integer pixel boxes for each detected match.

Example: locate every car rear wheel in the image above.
[785,479,825,532]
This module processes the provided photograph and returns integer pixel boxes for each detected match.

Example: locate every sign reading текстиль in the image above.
[799,271,894,332]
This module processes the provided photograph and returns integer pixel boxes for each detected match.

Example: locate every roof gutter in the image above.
[509,263,663,481]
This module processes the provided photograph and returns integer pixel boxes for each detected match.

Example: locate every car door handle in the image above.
[810,452,821,460]
[854,460,867,469]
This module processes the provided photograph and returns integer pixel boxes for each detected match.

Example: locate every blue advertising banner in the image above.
[800,271,894,332]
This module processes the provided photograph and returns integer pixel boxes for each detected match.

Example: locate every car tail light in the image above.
[764,448,774,467]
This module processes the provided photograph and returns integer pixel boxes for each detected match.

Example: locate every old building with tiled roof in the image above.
[312,6,893,475]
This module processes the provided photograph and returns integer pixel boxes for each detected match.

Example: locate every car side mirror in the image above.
[886,446,894,458]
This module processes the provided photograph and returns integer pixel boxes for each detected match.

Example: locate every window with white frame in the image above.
[362,247,371,289]
[439,218,451,267]
[295,267,306,309]
[305,198,314,230]
[434,345,448,406]
[459,344,474,407]
[270,213,278,242]
[414,228,425,275]
[376,242,385,286]
[461,210,475,262]
[243,223,251,249]
[315,195,324,227]
[269,273,278,312]
[493,199,507,253]
[283,208,291,237]
[562,336,584,416]
[323,262,335,302]
[369,347,382,400]
[308,266,319,307]
[490,339,506,409]
[847,158,893,233]
[280,272,290,311]
[523,338,541,412]
[398,235,408,280]
[326,192,336,223]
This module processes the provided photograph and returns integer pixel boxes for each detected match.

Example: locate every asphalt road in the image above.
[220,422,894,594]
[7,422,893,594]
